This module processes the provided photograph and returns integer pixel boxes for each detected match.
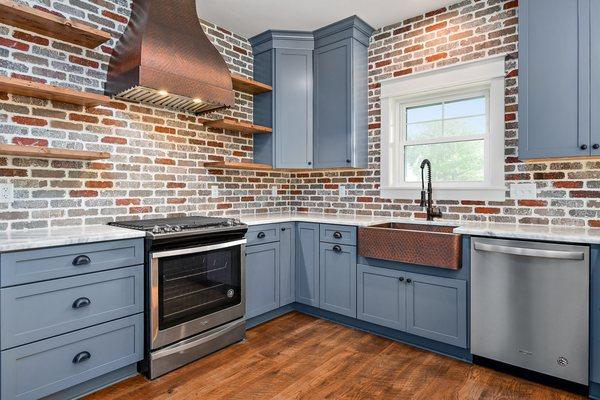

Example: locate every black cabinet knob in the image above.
[72,351,91,364]
[399,277,404,282]
[333,231,342,239]
[406,278,412,284]
[346,159,351,163]
[72,297,91,309]
[581,144,588,150]
[333,245,342,253]
[281,227,286,231]
[308,161,312,166]
[257,232,266,239]
[72,255,91,266]
[593,144,600,150]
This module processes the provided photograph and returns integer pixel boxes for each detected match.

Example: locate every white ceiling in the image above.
[196,0,460,38]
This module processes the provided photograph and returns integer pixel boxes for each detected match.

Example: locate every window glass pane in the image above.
[444,115,486,137]
[444,96,486,118]
[404,140,485,182]
[406,121,443,141]
[406,103,442,123]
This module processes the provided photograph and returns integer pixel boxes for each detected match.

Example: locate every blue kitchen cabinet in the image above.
[251,31,314,168]
[245,242,280,319]
[319,243,356,317]
[313,17,373,168]
[519,0,595,158]
[279,223,295,306]
[295,223,320,306]
[405,273,467,348]
[357,264,406,331]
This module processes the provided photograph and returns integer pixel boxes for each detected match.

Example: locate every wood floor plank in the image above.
[86,312,586,400]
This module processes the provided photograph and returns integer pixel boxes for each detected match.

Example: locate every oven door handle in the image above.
[151,239,247,259]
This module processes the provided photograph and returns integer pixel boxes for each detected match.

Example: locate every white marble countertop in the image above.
[240,212,391,227]
[0,225,147,252]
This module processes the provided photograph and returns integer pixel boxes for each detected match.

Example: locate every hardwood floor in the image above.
[87,312,585,400]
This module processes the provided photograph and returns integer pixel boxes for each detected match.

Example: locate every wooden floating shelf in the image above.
[203,161,363,173]
[0,0,112,48]
[0,144,110,160]
[0,76,110,107]
[231,75,272,95]
[201,117,272,134]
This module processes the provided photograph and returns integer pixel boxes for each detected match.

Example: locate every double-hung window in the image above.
[380,57,506,201]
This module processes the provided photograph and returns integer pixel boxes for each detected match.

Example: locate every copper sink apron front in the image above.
[358,223,462,270]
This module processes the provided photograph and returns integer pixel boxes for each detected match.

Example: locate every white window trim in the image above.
[380,56,506,201]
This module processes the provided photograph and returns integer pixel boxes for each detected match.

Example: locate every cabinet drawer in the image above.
[0,239,144,287]
[1,266,144,350]
[246,224,280,246]
[1,314,143,400]
[320,224,356,246]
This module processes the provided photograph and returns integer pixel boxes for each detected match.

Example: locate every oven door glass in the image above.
[157,244,242,330]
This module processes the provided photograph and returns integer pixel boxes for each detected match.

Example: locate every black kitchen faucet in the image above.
[419,159,442,221]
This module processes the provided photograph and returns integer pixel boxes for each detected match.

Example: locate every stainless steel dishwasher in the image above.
[471,237,589,384]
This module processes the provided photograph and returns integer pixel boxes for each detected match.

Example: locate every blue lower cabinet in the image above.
[279,223,295,306]
[405,273,467,348]
[245,242,280,319]
[357,264,405,330]
[296,223,320,307]
[319,243,356,317]
[1,314,143,400]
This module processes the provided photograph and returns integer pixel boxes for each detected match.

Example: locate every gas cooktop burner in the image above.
[109,216,244,236]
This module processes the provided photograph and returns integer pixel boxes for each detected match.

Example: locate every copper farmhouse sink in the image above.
[358,223,462,270]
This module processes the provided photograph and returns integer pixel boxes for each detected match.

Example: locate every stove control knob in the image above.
[152,225,162,234]
[172,226,182,232]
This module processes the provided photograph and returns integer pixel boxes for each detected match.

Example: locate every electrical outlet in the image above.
[339,185,346,197]
[0,183,13,203]
[210,185,219,198]
[510,183,537,199]
[271,186,277,196]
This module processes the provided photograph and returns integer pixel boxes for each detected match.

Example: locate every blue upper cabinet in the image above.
[592,0,600,156]
[519,0,593,159]
[313,17,373,168]
[251,31,314,168]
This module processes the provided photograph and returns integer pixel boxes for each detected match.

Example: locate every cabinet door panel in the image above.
[405,273,467,348]
[314,40,351,168]
[592,0,600,155]
[519,0,590,158]
[245,242,279,319]
[279,223,295,306]
[357,264,405,330]
[275,49,313,168]
[295,223,320,306]
[319,243,356,317]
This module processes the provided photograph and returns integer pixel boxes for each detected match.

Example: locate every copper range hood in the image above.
[106,0,234,114]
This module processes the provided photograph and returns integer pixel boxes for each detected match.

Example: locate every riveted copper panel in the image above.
[106,0,234,114]
[358,223,462,270]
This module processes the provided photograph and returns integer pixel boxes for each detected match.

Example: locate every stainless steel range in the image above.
[110,216,248,379]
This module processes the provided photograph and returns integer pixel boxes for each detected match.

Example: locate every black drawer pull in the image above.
[72,297,91,309]
[257,232,266,239]
[333,245,342,253]
[333,231,343,239]
[72,351,91,364]
[399,277,404,282]
[72,255,91,266]
[406,278,412,284]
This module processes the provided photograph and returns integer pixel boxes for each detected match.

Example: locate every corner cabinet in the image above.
[519,0,600,159]
[313,17,373,168]
[251,17,374,169]
[295,223,320,306]
[251,32,315,168]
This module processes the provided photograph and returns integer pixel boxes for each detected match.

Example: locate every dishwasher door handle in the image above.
[473,242,585,260]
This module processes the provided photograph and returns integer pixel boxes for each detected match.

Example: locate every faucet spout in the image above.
[419,159,442,221]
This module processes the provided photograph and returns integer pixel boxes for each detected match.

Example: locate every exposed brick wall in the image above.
[290,0,600,228]
[0,1,291,230]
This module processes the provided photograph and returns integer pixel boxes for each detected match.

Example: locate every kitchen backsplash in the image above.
[0,0,598,230]
[289,0,600,228]
[0,0,292,230]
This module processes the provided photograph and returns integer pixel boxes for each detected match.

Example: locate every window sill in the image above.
[380,187,506,202]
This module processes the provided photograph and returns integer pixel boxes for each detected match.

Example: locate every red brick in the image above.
[425,22,447,32]
[70,114,99,123]
[102,10,128,23]
[102,118,126,128]
[155,126,176,134]
[0,168,27,177]
[167,198,186,204]
[0,37,29,51]
[217,203,232,209]
[12,116,47,126]
[393,68,413,77]
[504,0,519,10]
[570,191,600,198]
[375,59,392,68]
[88,162,113,170]
[12,31,49,46]
[68,55,99,69]
[70,190,98,197]
[474,207,501,214]
[533,172,565,180]
[589,220,600,228]
[116,198,140,206]
[426,52,448,63]
[155,158,175,165]
[101,136,127,145]
[357,196,373,203]
[12,137,48,146]
[554,181,583,189]
[518,200,547,207]
[167,182,186,189]
[129,206,152,214]
[85,181,113,189]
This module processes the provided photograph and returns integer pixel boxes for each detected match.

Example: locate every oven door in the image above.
[150,239,246,350]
